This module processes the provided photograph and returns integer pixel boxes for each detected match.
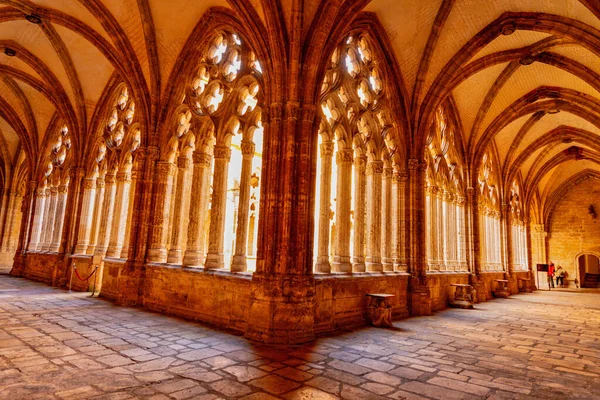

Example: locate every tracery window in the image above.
[28,124,71,253]
[74,86,141,259]
[424,108,468,272]
[314,33,406,273]
[478,150,502,271]
[147,30,263,272]
[510,180,528,271]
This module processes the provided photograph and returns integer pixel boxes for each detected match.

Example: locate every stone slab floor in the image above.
[1,274,599,400]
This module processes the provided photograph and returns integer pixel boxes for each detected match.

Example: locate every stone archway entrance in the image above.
[578,254,600,288]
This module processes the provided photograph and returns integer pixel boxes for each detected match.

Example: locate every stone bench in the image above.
[493,279,510,298]
[366,293,394,327]
[449,283,474,309]
[518,278,532,293]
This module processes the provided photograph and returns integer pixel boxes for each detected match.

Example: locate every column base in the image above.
[231,255,247,272]
[182,251,203,267]
[86,246,96,255]
[74,244,88,255]
[106,246,122,258]
[204,253,224,269]
[245,273,315,344]
[167,249,183,264]
[331,261,352,273]
[365,260,383,272]
[408,277,431,316]
[146,248,167,263]
[315,261,331,273]
[382,259,394,272]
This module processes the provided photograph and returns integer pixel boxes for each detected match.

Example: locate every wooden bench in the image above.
[518,278,532,293]
[493,279,510,298]
[449,283,474,309]
[366,293,395,327]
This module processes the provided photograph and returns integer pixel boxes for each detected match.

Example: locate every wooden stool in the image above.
[518,278,532,293]
[494,279,510,298]
[366,293,395,327]
[449,283,474,309]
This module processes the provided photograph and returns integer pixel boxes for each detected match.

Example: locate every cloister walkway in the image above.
[0,273,599,400]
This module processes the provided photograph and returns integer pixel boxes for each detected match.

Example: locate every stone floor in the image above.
[1,274,599,400]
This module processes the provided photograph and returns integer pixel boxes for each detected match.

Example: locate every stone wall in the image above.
[314,273,410,334]
[141,265,252,333]
[548,179,600,284]
[20,253,65,285]
[427,273,470,311]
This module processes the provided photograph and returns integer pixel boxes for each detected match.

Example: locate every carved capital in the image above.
[383,167,393,178]
[116,171,132,182]
[240,140,256,156]
[395,170,409,182]
[105,173,117,184]
[354,155,367,167]
[193,152,212,167]
[301,104,316,123]
[58,185,69,195]
[156,162,177,177]
[177,156,192,170]
[408,158,421,170]
[285,101,299,120]
[336,149,353,164]
[83,178,96,190]
[320,141,335,157]
[270,102,284,121]
[366,160,384,175]
[213,146,232,160]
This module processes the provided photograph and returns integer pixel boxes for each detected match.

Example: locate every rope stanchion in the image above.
[70,264,99,297]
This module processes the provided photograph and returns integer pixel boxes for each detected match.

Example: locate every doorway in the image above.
[578,254,600,288]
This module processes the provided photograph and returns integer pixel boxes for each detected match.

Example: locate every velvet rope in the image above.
[73,266,98,281]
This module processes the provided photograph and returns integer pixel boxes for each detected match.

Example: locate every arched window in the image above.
[510,180,528,271]
[424,108,467,272]
[315,33,405,273]
[74,86,141,259]
[147,31,263,273]
[478,150,502,271]
[28,124,71,253]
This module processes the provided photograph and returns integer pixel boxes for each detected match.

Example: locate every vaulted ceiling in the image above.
[0,0,599,223]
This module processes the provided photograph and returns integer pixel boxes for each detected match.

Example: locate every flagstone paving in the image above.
[1,273,599,399]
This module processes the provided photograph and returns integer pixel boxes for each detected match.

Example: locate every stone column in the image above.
[147,162,177,263]
[391,170,399,270]
[120,172,137,259]
[381,166,393,271]
[32,189,48,251]
[428,186,439,270]
[365,160,383,272]
[0,191,16,251]
[41,187,58,252]
[87,178,105,255]
[107,172,132,257]
[396,171,408,271]
[441,192,450,271]
[503,204,513,277]
[315,141,334,273]
[74,179,97,254]
[205,146,232,269]
[436,189,444,269]
[0,191,9,243]
[352,155,366,272]
[94,174,117,256]
[332,148,353,273]
[167,157,193,264]
[231,141,256,272]
[49,185,68,252]
[8,195,23,252]
[183,152,212,266]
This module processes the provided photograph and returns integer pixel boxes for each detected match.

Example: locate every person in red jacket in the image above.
[547,262,555,288]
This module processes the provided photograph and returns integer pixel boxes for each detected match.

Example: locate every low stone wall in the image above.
[99,259,127,301]
[0,251,14,269]
[314,273,410,334]
[20,253,65,285]
[141,264,252,333]
[427,273,470,311]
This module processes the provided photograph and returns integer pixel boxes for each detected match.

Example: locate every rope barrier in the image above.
[73,265,98,281]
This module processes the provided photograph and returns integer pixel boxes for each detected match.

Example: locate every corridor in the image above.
[0,273,599,399]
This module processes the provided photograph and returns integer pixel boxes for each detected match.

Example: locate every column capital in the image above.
[49,186,59,195]
[177,156,192,170]
[58,184,69,194]
[83,177,96,190]
[300,104,317,123]
[213,146,232,160]
[336,148,353,164]
[394,170,408,182]
[408,158,426,172]
[320,141,334,157]
[105,173,117,184]
[156,161,178,177]
[366,160,384,175]
[240,140,256,156]
[383,166,393,178]
[192,151,212,166]
[116,171,132,182]
[353,155,367,167]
